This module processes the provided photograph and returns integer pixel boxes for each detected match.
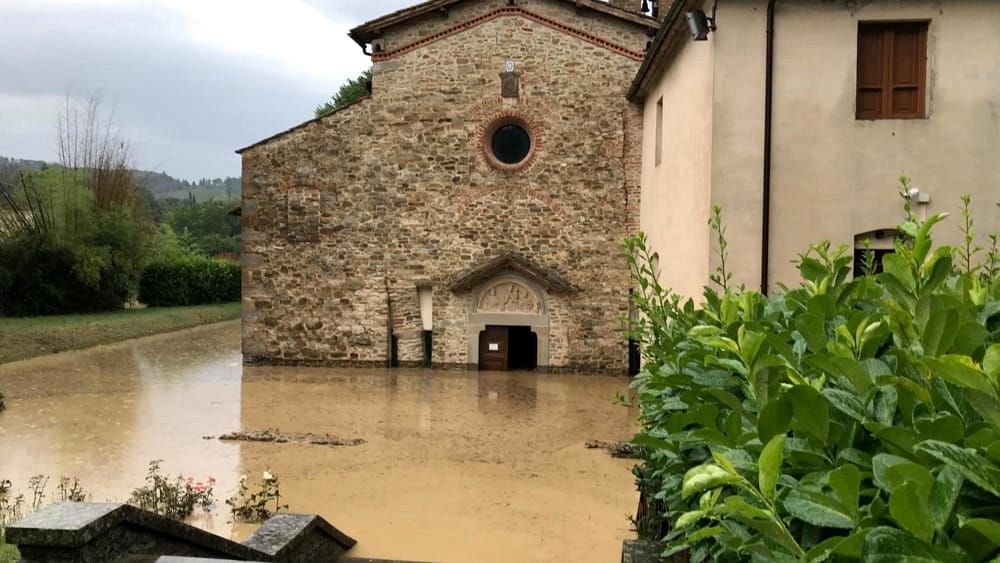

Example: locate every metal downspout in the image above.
[761,0,776,295]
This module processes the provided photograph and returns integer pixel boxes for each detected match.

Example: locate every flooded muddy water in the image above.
[0,321,640,562]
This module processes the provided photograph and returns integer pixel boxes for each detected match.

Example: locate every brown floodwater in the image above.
[0,321,640,562]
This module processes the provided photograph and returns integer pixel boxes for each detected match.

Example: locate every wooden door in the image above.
[479,326,509,371]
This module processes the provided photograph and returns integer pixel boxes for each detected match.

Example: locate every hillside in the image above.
[0,156,240,201]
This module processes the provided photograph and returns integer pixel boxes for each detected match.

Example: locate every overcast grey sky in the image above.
[0,0,414,180]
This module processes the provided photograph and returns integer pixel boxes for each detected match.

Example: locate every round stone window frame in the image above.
[481,114,538,172]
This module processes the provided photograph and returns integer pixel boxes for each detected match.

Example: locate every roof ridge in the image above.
[349,0,658,46]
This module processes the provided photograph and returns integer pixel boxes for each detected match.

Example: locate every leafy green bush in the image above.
[139,255,239,307]
[0,233,137,316]
[162,199,240,257]
[626,194,1000,561]
[0,168,151,316]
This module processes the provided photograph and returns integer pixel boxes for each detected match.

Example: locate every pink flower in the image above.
[208,477,216,484]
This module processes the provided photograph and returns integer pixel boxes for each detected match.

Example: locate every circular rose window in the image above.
[491,124,531,164]
[483,117,536,171]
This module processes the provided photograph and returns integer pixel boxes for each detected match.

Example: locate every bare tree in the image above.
[56,91,145,213]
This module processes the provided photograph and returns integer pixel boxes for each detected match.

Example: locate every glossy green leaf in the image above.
[796,313,828,353]
[952,519,1000,561]
[871,385,898,426]
[919,296,959,354]
[682,464,740,500]
[929,465,963,532]
[863,526,968,563]
[783,488,855,529]
[872,454,913,491]
[924,355,996,397]
[915,413,964,444]
[953,322,989,356]
[916,440,1000,498]
[788,385,830,442]
[827,464,861,521]
[986,344,1000,379]
[674,509,707,529]
[804,536,846,563]
[889,480,934,542]
[758,434,785,502]
[823,388,867,422]
[758,397,793,443]
[881,253,916,292]
[883,462,934,494]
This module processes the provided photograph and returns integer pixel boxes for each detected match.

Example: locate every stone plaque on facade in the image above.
[500,71,520,98]
[477,281,540,314]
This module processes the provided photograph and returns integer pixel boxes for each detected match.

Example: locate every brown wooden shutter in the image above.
[857,22,928,119]
[857,25,886,119]
[889,23,927,118]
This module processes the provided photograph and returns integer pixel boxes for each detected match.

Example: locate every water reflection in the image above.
[0,322,639,562]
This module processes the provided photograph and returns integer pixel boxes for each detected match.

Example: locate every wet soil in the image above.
[0,321,639,562]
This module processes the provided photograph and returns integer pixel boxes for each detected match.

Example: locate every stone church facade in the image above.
[237,0,658,373]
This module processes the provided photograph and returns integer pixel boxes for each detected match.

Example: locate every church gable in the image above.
[351,0,655,62]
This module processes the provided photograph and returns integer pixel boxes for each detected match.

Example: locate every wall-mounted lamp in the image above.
[686,8,717,41]
[908,187,932,204]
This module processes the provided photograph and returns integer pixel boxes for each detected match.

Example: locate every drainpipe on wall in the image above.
[760,0,776,295]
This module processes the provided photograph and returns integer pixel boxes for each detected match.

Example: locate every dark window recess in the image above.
[857,21,928,119]
[491,124,532,164]
[390,335,399,368]
[853,247,894,277]
[422,330,433,368]
[628,339,641,376]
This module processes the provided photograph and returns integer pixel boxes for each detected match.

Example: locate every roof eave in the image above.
[627,0,694,101]
[350,0,659,47]
[235,96,370,155]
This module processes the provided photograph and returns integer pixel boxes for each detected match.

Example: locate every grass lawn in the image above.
[0,303,240,364]
[0,540,20,563]
[0,540,17,563]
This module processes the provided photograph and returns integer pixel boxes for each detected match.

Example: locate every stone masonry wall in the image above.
[240,0,649,373]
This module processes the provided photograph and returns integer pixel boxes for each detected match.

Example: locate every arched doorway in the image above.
[467,276,549,371]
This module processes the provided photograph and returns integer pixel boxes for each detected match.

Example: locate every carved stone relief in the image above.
[476,281,541,314]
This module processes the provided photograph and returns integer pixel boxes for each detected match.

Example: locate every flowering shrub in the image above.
[626,186,1000,561]
[127,460,215,521]
[226,469,287,523]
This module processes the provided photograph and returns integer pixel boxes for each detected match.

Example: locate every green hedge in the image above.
[139,256,240,307]
[0,234,136,316]
[626,201,1000,561]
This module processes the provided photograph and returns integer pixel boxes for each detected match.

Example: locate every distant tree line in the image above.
[2,157,241,200]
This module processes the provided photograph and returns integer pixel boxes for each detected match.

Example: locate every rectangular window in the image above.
[655,97,663,166]
[857,21,928,120]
